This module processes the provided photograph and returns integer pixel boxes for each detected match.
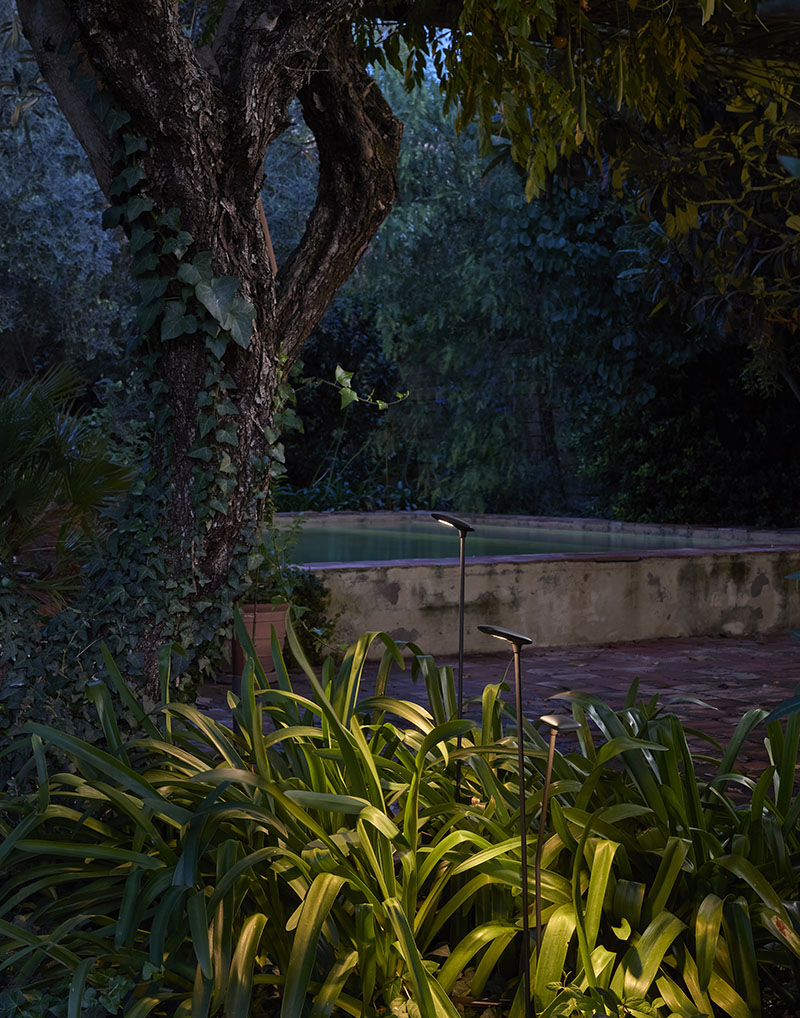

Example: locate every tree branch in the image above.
[276,28,402,361]
[211,0,362,192]
[16,0,114,193]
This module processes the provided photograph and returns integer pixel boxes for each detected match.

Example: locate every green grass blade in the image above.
[309,948,359,1018]
[188,890,213,980]
[777,709,800,815]
[760,907,800,959]
[716,709,768,783]
[695,893,724,991]
[583,837,619,954]
[68,957,94,1018]
[437,921,517,992]
[100,642,161,740]
[149,884,187,967]
[715,854,790,918]
[224,912,268,1018]
[621,910,685,998]
[24,723,186,820]
[123,996,164,1018]
[16,839,164,868]
[385,896,459,1018]
[115,867,144,949]
[31,733,49,813]
[707,970,752,1018]
[533,902,577,1014]
[723,897,760,1014]
[281,874,346,1018]
[645,836,689,922]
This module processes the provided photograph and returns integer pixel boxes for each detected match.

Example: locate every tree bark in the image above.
[16,0,402,688]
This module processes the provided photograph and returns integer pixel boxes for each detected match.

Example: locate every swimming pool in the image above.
[282,512,800,653]
[287,513,757,564]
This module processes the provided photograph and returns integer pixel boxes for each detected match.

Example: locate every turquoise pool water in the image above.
[288,518,740,564]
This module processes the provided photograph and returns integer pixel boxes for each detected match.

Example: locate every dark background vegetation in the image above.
[2,11,799,533]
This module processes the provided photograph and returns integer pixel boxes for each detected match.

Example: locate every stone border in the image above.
[282,514,800,653]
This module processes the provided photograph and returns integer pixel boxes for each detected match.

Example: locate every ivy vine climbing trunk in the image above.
[17,0,402,693]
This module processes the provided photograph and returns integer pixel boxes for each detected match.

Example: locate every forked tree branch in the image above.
[276,28,402,361]
[16,0,114,192]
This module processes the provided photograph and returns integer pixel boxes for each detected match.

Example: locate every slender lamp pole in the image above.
[431,513,474,799]
[477,623,533,1018]
[535,714,580,952]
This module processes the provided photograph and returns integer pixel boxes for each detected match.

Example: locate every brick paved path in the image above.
[199,632,800,770]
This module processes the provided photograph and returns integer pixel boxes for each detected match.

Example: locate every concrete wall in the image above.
[314,548,800,655]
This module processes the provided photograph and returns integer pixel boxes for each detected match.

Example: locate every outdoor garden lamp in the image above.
[431,512,474,799]
[535,713,581,954]
[430,512,474,538]
[477,623,534,1018]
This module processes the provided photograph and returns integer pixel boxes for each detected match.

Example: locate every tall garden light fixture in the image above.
[431,512,474,798]
[477,623,534,1018]
[535,714,580,953]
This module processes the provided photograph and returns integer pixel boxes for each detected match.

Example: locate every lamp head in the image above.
[477,624,533,649]
[539,713,581,733]
[431,512,474,536]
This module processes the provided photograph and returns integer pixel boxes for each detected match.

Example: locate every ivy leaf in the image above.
[136,298,165,332]
[130,225,155,254]
[158,207,183,231]
[161,231,193,258]
[195,276,240,326]
[198,414,216,438]
[204,334,228,359]
[131,252,160,277]
[340,387,359,409]
[335,365,354,387]
[188,446,213,461]
[223,295,256,349]
[177,262,202,285]
[161,301,198,340]
[125,195,153,222]
[105,107,131,135]
[92,91,111,120]
[137,276,169,304]
[123,132,148,156]
[192,251,214,279]
[119,164,146,190]
[109,172,128,198]
[101,204,124,229]
[215,427,238,446]
[787,215,800,233]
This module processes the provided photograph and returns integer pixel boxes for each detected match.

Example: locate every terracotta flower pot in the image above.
[231,602,289,676]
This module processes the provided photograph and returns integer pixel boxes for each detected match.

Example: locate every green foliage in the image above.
[577,348,800,526]
[274,64,792,523]
[3,624,800,1016]
[274,297,423,511]
[628,51,800,396]
[352,70,670,513]
[0,53,264,791]
[358,0,800,399]
[0,366,133,608]
[0,18,135,380]
[244,517,336,663]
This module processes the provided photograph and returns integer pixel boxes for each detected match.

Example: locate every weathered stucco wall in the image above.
[314,548,800,655]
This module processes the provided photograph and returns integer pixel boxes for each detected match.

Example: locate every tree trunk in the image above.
[16,0,402,691]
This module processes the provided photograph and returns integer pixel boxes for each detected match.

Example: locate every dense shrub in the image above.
[578,348,800,527]
[2,621,800,1016]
